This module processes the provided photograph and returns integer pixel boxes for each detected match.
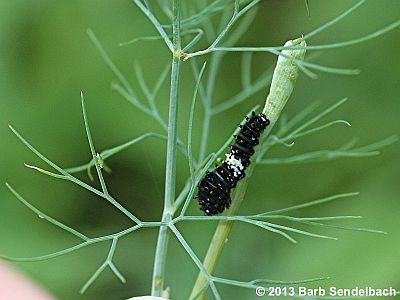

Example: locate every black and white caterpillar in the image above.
[195,112,270,216]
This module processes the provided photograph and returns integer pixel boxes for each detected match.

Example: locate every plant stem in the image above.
[198,105,211,163]
[198,53,222,163]
[188,137,261,300]
[151,0,181,296]
[190,38,306,300]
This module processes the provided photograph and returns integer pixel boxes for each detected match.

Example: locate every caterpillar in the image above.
[195,112,270,216]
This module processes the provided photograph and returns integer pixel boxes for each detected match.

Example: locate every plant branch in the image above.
[80,237,126,294]
[151,0,181,296]
[183,0,260,59]
[65,133,169,178]
[133,0,174,52]
[8,124,140,224]
[6,183,89,241]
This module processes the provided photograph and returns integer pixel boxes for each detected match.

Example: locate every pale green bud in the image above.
[263,38,307,124]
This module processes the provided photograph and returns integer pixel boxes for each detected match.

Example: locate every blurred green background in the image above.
[0,1,399,299]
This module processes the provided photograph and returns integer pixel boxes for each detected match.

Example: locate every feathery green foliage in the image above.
[1,1,399,299]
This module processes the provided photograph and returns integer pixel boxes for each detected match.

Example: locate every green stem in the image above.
[188,133,266,300]
[190,38,306,300]
[198,53,222,163]
[198,106,211,163]
[151,0,181,296]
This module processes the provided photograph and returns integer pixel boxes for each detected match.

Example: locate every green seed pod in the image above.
[263,38,307,124]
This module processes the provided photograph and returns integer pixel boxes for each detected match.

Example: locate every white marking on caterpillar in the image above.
[225,153,244,177]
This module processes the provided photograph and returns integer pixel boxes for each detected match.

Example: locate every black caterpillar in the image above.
[195,112,270,216]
